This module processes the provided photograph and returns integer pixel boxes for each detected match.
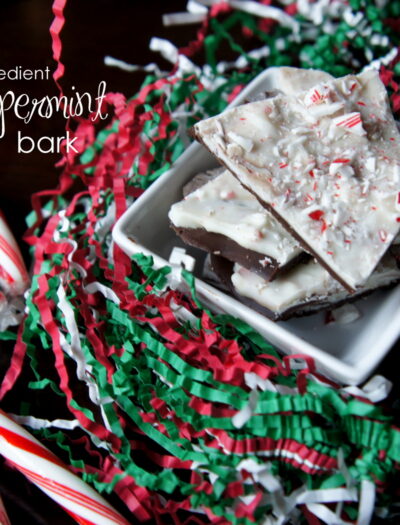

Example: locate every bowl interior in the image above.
[113,68,400,384]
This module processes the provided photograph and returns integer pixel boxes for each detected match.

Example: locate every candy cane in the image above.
[0,212,29,296]
[0,410,130,525]
[332,112,366,136]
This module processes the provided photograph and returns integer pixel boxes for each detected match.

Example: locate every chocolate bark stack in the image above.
[169,68,400,320]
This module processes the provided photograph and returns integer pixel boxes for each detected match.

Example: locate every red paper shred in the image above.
[227,84,245,103]
[179,2,232,58]
[3,2,400,524]
[205,431,336,474]
[50,0,67,92]
[301,505,323,525]
[0,322,27,401]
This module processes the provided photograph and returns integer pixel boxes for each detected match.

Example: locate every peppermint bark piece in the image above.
[169,169,305,280]
[210,253,400,321]
[192,70,400,292]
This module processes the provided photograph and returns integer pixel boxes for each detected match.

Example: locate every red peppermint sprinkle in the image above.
[309,210,324,221]
[336,113,362,128]
[310,89,322,103]
[379,229,388,242]
[279,162,288,168]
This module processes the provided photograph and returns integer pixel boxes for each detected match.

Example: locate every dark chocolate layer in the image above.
[172,224,308,280]
[209,254,400,322]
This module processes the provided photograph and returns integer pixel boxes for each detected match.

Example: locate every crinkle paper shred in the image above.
[2,0,400,524]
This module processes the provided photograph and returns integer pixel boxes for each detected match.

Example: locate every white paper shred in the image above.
[163,0,209,25]
[330,303,361,324]
[104,55,163,75]
[306,502,353,524]
[363,47,399,72]
[342,375,393,403]
[357,480,376,525]
[232,389,259,428]
[234,457,362,524]
[149,37,180,64]
[297,487,358,504]
[84,282,120,305]
[57,285,103,404]
[169,246,196,272]
[229,0,299,32]
[164,0,299,32]
[187,0,209,14]
[51,212,115,433]
[9,414,81,431]
[162,12,207,26]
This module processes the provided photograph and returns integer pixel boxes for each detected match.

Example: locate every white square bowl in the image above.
[113,69,400,385]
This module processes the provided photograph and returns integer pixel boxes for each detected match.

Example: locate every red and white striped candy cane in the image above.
[0,212,29,296]
[0,410,130,525]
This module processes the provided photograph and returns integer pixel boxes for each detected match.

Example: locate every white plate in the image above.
[113,68,400,385]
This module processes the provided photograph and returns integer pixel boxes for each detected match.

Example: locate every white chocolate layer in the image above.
[169,170,301,264]
[171,68,334,267]
[231,254,400,315]
[253,66,333,96]
[194,70,400,291]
